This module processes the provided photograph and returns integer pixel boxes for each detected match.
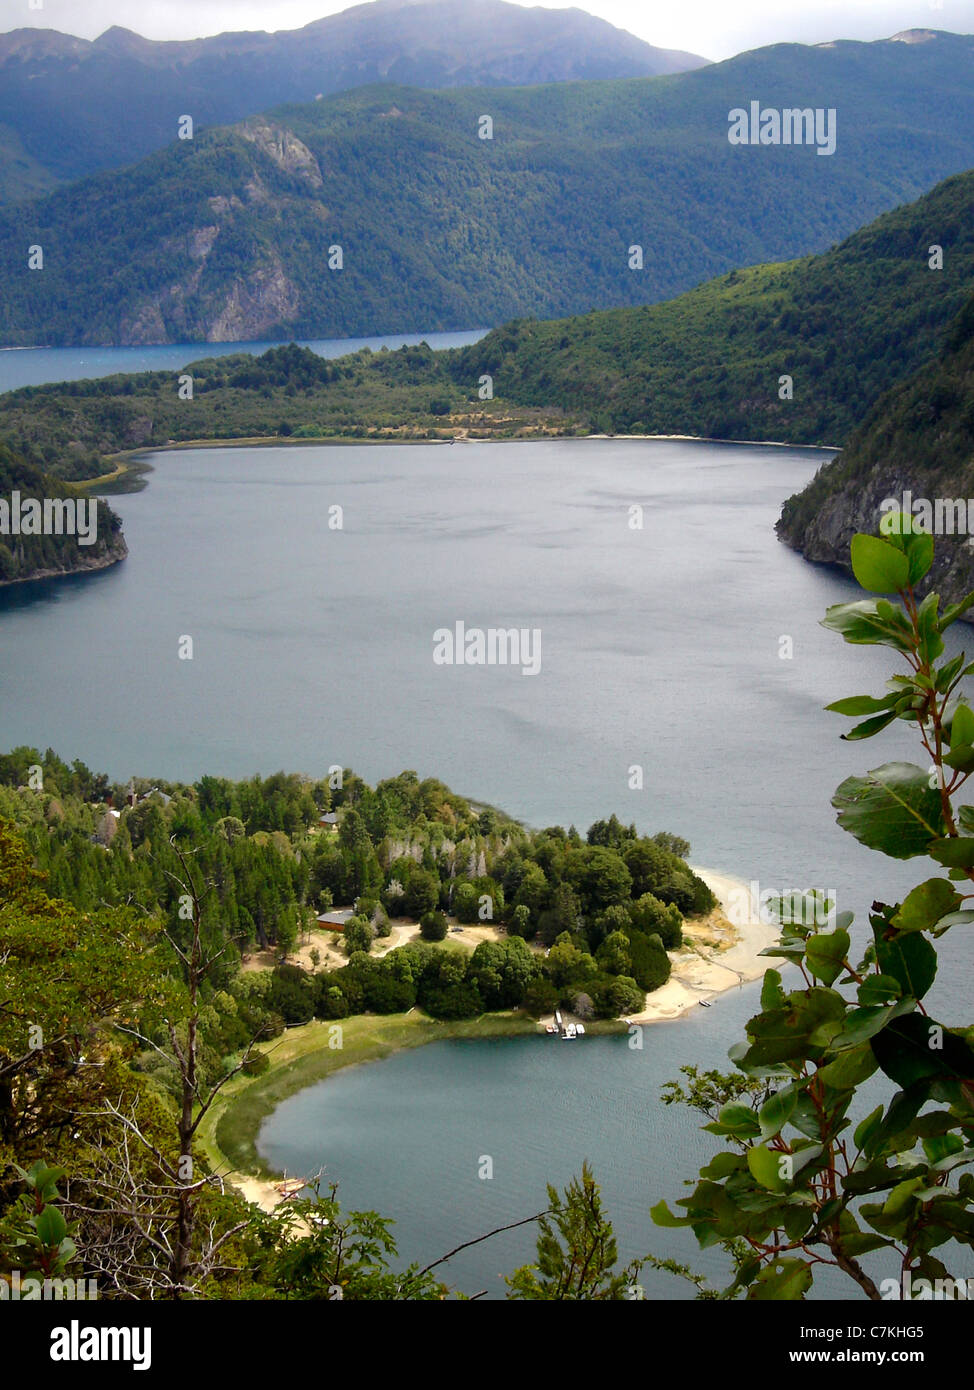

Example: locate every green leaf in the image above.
[748,1258,812,1300]
[650,1200,690,1229]
[906,532,935,587]
[943,744,974,773]
[891,878,961,933]
[703,1103,762,1139]
[921,1134,965,1165]
[842,1233,896,1256]
[850,534,912,594]
[818,1042,879,1089]
[842,712,898,741]
[826,694,899,716]
[950,702,974,747]
[759,1086,798,1139]
[854,1105,884,1152]
[821,600,914,652]
[916,591,944,661]
[760,969,786,1011]
[857,974,902,1007]
[939,592,974,632]
[935,652,966,692]
[871,1014,974,1089]
[34,1205,67,1247]
[742,988,847,1066]
[700,1152,747,1180]
[875,929,937,1000]
[882,1177,923,1217]
[832,763,946,859]
[747,1144,790,1192]
[929,837,974,868]
[804,928,851,986]
[834,997,916,1049]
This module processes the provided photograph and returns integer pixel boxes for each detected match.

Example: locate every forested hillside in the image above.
[3,169,972,483]
[1,31,973,346]
[451,167,974,443]
[777,289,974,604]
[0,342,572,483]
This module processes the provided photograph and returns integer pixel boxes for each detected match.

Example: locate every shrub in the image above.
[629,893,683,949]
[420,909,449,941]
[627,930,672,993]
[521,977,560,1017]
[403,868,440,919]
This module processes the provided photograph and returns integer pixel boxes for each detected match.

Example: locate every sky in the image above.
[0,0,971,60]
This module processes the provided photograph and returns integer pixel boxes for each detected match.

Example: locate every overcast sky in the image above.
[1,0,971,60]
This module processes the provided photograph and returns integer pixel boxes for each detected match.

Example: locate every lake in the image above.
[0,327,486,393]
[1,433,968,1298]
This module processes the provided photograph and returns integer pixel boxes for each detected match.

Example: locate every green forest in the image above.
[2,167,972,492]
[0,342,570,484]
[777,285,974,617]
[0,441,126,583]
[1,31,974,346]
[0,750,717,1296]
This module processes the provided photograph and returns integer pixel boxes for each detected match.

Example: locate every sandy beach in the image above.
[622,867,781,1025]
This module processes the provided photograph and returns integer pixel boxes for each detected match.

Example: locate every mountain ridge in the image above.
[2,32,974,347]
[0,0,708,201]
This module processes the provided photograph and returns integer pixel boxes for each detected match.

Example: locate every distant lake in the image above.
[0,327,486,393]
[2,434,969,1297]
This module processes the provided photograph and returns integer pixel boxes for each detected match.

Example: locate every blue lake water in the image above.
[1,431,969,1299]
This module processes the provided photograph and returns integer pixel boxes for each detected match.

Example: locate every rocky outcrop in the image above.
[239,122,323,189]
[777,292,974,620]
[207,256,301,342]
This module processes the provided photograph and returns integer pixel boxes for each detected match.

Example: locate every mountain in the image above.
[5,169,973,493]
[1,30,973,348]
[0,443,127,585]
[450,168,974,444]
[776,291,974,606]
[0,0,708,201]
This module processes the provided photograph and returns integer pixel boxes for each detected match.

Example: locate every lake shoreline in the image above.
[0,540,128,589]
[202,866,777,1214]
[624,867,780,1025]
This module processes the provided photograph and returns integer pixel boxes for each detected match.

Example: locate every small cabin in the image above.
[316,909,353,932]
[318,812,339,831]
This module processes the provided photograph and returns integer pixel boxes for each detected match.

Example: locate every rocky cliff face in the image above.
[777,292,974,619]
[777,461,974,617]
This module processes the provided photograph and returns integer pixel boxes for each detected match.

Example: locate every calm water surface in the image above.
[2,435,968,1297]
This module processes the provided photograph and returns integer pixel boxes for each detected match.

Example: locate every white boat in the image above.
[562,1023,577,1039]
[575,1024,586,1036]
